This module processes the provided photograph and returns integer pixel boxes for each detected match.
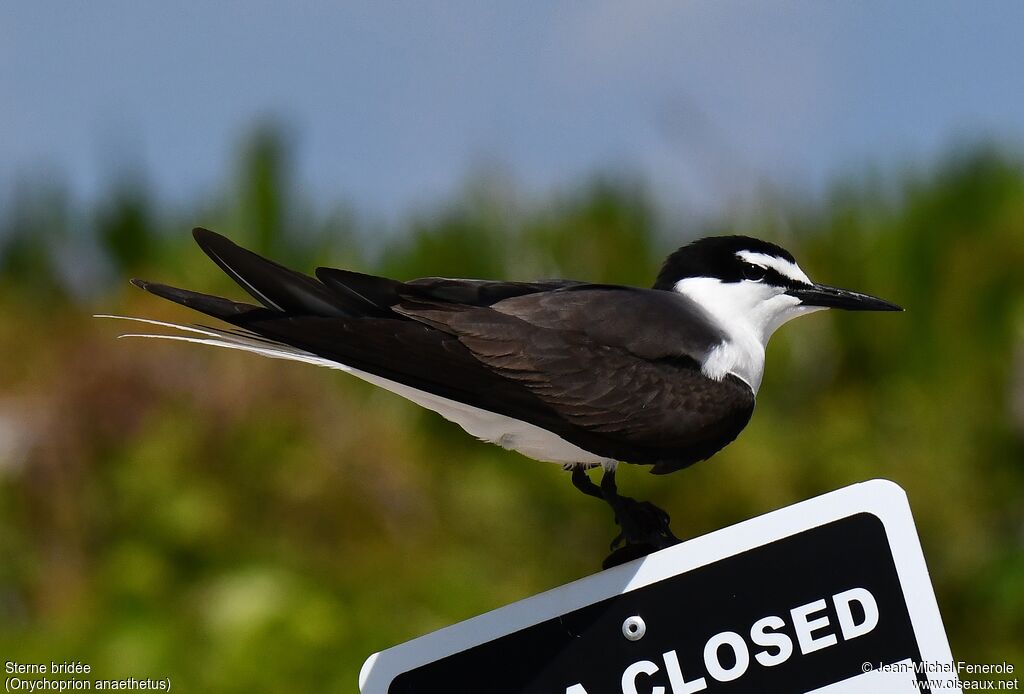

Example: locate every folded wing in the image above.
[128,229,754,471]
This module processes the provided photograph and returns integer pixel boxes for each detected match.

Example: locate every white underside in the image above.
[98,316,616,468]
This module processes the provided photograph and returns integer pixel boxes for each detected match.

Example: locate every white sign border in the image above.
[360,479,959,693]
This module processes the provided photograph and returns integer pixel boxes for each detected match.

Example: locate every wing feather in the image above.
[395,289,754,470]
[127,229,754,471]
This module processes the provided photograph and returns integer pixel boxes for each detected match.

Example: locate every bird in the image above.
[107,228,901,567]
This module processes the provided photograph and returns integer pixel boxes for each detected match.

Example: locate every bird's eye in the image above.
[743,264,767,282]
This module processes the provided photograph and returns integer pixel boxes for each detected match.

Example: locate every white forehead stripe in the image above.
[735,251,812,284]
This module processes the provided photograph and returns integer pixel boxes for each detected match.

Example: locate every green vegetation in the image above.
[0,131,1021,691]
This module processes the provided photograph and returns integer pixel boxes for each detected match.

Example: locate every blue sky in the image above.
[3,1,1023,218]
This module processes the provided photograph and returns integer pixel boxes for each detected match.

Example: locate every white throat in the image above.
[673,277,824,393]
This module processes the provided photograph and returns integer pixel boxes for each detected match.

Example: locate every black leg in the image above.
[599,465,619,497]
[571,466,603,500]
[568,465,681,569]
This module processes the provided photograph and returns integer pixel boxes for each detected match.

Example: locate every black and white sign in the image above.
[360,479,959,694]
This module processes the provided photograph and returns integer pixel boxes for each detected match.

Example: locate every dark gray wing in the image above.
[135,230,753,471]
[489,286,724,361]
[315,266,584,315]
[194,228,582,316]
[406,277,586,305]
[395,287,754,471]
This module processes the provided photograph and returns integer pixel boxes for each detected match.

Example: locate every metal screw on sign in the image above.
[621,616,646,641]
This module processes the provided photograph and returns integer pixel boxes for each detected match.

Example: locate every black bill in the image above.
[787,283,903,311]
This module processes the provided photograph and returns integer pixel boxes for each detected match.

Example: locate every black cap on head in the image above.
[653,236,796,290]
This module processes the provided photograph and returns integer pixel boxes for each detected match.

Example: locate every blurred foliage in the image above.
[0,129,1022,691]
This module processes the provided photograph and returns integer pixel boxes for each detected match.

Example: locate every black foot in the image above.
[570,466,681,569]
[607,496,679,551]
[603,543,663,569]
